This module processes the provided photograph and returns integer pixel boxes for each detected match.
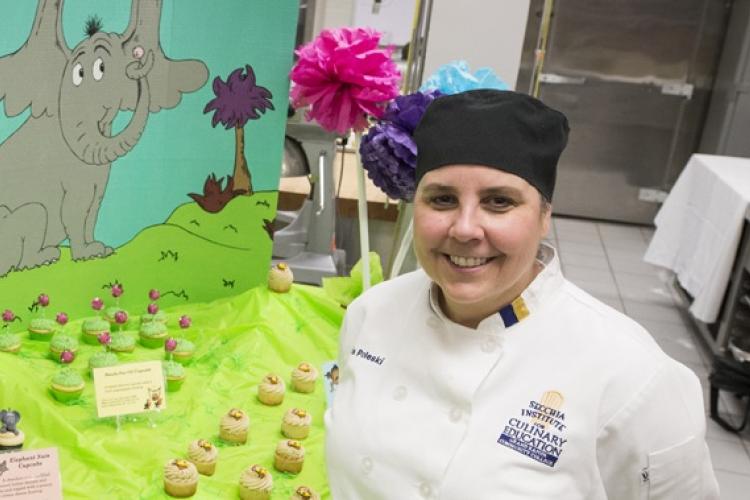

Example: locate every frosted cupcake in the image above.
[0,332,21,354]
[268,262,293,293]
[89,352,118,376]
[49,333,79,361]
[141,309,167,324]
[291,362,318,393]
[257,374,285,406]
[28,318,56,341]
[139,321,168,348]
[81,318,110,345]
[163,361,186,392]
[274,439,305,474]
[50,368,85,402]
[171,339,195,364]
[239,464,273,500]
[219,408,249,444]
[163,458,198,498]
[281,408,312,440]
[109,332,136,353]
[187,439,218,476]
[290,485,321,500]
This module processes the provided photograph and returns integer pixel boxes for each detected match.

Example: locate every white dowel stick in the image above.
[389,216,414,280]
[355,132,371,290]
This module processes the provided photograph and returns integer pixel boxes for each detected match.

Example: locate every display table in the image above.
[645,154,750,325]
[0,284,343,499]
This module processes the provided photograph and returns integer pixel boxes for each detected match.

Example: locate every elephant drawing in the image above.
[0,0,208,277]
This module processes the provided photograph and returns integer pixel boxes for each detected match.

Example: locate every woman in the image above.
[325,90,718,499]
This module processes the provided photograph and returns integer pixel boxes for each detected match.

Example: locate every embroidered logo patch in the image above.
[497,390,567,467]
[350,347,385,366]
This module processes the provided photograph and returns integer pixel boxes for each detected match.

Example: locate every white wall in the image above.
[352,0,417,46]
[423,0,530,89]
[312,0,355,36]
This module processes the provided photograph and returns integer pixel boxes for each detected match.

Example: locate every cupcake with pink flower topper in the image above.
[28,294,57,341]
[104,284,129,326]
[82,297,111,345]
[0,309,21,354]
[141,289,167,324]
[139,321,168,349]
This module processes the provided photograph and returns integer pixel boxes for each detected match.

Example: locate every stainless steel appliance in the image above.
[517,0,731,224]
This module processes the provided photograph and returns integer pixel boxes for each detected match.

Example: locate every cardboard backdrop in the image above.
[0,0,298,323]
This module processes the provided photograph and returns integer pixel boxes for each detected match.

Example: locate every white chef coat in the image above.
[325,244,719,499]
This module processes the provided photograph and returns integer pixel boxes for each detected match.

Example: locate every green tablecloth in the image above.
[0,284,344,499]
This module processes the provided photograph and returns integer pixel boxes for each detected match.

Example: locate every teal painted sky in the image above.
[0,0,298,248]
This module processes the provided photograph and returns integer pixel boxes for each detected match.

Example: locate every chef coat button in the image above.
[480,337,499,353]
[393,385,408,401]
[361,456,373,474]
[419,481,433,498]
[449,406,463,423]
[426,317,441,329]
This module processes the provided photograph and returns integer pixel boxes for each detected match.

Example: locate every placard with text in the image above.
[0,447,62,500]
[93,360,166,418]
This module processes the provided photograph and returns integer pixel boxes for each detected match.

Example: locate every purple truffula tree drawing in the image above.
[203,65,274,196]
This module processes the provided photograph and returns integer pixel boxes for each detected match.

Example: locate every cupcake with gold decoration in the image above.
[239,464,273,500]
[258,373,285,406]
[281,408,312,440]
[268,262,293,293]
[219,408,249,444]
[163,458,199,497]
[291,362,318,393]
[290,485,320,500]
[187,439,218,476]
[274,439,305,474]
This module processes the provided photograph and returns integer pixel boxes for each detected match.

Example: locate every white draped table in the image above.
[645,154,750,324]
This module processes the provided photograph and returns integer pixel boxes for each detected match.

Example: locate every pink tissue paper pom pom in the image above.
[289,27,401,135]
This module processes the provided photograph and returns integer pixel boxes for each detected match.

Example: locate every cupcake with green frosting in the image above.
[163,361,186,392]
[139,321,168,349]
[50,368,85,402]
[171,338,195,364]
[0,332,21,354]
[49,333,79,361]
[81,318,110,345]
[29,318,56,341]
[141,309,167,325]
[89,352,118,376]
[109,332,136,353]
[104,307,129,325]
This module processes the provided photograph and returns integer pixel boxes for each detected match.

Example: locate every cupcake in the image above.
[219,408,249,444]
[81,318,110,345]
[163,361,186,392]
[141,309,167,324]
[291,362,318,393]
[187,439,218,476]
[0,332,21,354]
[104,306,129,325]
[239,464,273,500]
[28,318,56,341]
[257,374,285,406]
[268,262,293,293]
[171,339,195,364]
[274,439,305,474]
[49,333,79,361]
[281,408,312,440]
[139,321,168,348]
[163,458,198,498]
[0,409,24,452]
[109,332,136,353]
[49,368,85,402]
[290,485,321,500]
[89,352,118,376]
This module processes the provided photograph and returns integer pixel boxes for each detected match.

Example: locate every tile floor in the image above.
[548,215,750,499]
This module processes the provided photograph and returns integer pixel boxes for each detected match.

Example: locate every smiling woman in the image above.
[325,89,720,499]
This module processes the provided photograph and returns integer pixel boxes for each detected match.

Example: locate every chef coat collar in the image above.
[428,243,563,332]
